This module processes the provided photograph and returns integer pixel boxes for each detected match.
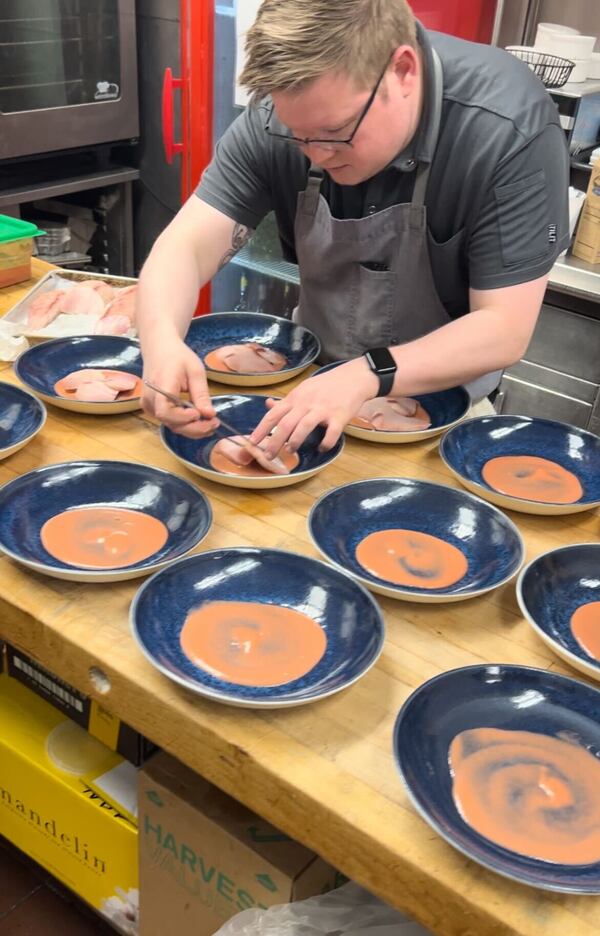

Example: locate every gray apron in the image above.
[293,51,500,402]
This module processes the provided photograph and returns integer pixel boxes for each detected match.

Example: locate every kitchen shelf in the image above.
[231,247,300,285]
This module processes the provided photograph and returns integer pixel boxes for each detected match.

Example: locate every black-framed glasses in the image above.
[264,57,391,149]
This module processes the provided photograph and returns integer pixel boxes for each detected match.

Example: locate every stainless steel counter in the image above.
[549,254,600,302]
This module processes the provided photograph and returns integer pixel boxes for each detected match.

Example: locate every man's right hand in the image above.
[142,339,219,438]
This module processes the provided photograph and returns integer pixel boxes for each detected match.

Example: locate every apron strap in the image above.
[301,166,324,217]
[411,49,444,208]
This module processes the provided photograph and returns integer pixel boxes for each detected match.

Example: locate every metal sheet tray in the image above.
[3,269,137,340]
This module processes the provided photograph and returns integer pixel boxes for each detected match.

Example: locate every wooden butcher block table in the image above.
[1,260,600,936]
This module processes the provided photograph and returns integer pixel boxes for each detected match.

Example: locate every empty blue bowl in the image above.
[440,415,600,515]
[184,312,320,385]
[160,394,344,489]
[312,361,470,441]
[130,547,385,707]
[0,381,46,459]
[14,335,143,413]
[308,477,524,602]
[517,544,600,683]
[394,664,600,893]
[0,460,212,582]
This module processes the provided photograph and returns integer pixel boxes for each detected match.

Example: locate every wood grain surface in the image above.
[1,263,599,935]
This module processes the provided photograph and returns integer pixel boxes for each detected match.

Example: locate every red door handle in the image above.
[162,67,184,164]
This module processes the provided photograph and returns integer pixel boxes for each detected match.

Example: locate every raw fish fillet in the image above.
[94,314,132,336]
[78,279,115,304]
[60,285,106,317]
[214,343,286,374]
[357,396,431,431]
[61,369,106,391]
[26,290,68,329]
[60,368,138,400]
[214,436,289,474]
[75,381,119,402]
[103,372,137,391]
[103,285,137,324]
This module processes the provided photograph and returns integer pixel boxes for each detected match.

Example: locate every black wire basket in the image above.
[505,48,575,89]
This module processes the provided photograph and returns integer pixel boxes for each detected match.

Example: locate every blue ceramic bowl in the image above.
[394,664,600,893]
[0,460,212,583]
[160,394,344,489]
[184,312,320,386]
[309,477,524,602]
[311,361,470,442]
[0,381,46,459]
[14,335,143,413]
[130,547,385,707]
[517,544,600,683]
[440,415,600,515]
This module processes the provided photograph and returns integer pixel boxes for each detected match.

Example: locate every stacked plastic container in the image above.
[0,216,45,289]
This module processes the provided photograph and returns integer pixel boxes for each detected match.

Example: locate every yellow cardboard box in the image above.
[0,674,139,934]
[139,752,343,936]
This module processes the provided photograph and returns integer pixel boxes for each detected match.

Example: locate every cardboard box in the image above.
[0,674,139,933]
[139,753,342,936]
[572,158,600,265]
[5,643,157,766]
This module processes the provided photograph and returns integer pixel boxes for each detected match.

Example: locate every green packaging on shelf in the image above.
[0,214,45,288]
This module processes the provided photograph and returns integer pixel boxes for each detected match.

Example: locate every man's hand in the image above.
[249,357,379,457]
[142,339,219,438]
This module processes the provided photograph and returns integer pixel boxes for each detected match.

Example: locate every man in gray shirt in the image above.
[138,0,569,455]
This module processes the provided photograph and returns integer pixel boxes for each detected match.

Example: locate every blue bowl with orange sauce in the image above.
[394,664,600,893]
[311,361,470,443]
[517,544,600,684]
[185,312,320,387]
[130,547,385,707]
[0,381,46,459]
[308,477,524,602]
[160,394,344,490]
[0,460,212,583]
[14,335,143,414]
[440,415,600,515]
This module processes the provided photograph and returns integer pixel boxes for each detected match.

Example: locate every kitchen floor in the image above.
[0,836,115,935]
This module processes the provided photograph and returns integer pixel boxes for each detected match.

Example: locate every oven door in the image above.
[0,0,139,160]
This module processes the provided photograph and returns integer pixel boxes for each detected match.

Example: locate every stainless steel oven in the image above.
[0,0,139,160]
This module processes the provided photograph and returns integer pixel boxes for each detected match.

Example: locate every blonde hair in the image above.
[240,0,417,99]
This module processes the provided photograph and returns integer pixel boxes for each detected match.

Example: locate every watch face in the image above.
[366,347,396,374]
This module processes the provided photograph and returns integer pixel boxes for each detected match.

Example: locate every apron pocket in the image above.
[426,227,467,309]
[494,169,550,267]
[349,265,396,352]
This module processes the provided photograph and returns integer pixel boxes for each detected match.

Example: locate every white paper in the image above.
[235,0,262,107]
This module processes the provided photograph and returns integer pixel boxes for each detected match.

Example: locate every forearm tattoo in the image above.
[217,223,254,271]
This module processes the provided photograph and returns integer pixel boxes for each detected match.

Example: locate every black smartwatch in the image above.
[364,347,397,397]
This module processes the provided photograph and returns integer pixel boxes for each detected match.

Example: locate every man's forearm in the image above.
[387,305,534,397]
[137,233,206,349]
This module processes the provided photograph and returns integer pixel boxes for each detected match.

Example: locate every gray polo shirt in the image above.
[198,24,570,318]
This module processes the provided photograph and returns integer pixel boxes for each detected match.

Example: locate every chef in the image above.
[137,0,569,457]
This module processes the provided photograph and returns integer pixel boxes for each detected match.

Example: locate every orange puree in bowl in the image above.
[179,600,326,686]
[450,727,600,864]
[481,455,582,504]
[571,601,600,662]
[41,506,168,569]
[355,529,468,589]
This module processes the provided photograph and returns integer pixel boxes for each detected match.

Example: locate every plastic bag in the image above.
[212,881,432,935]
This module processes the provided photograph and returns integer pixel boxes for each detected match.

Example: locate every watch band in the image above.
[364,347,397,398]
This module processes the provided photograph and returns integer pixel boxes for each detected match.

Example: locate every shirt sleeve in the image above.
[467,123,570,291]
[196,103,274,230]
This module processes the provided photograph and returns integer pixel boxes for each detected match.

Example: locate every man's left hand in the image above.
[249,357,379,458]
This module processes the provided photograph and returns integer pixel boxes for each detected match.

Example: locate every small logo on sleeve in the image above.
[548,224,557,244]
